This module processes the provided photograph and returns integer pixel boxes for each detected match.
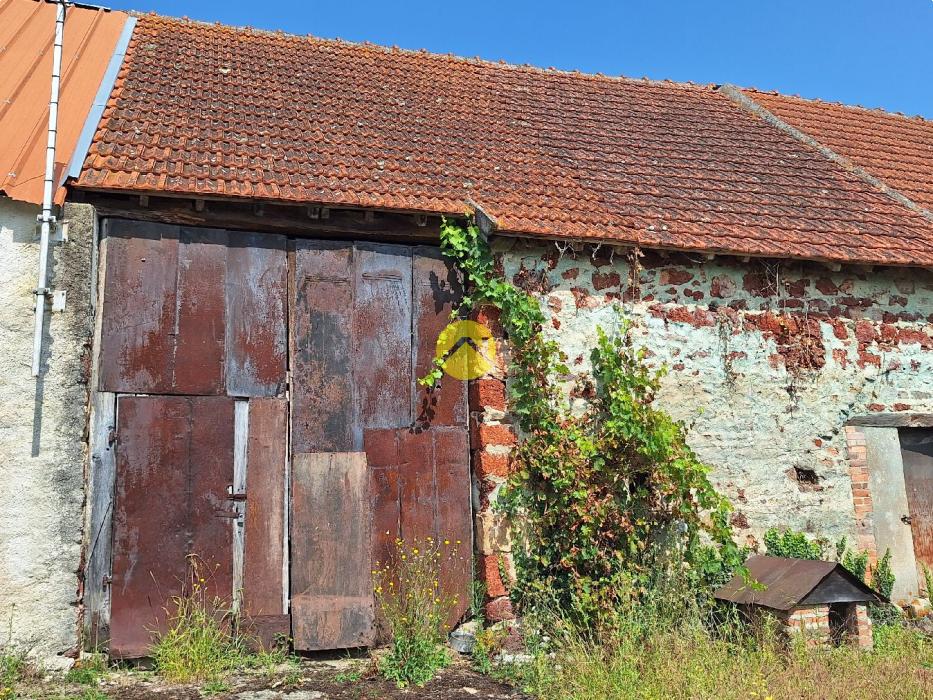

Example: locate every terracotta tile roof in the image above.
[743,88,933,212]
[76,14,933,266]
[0,0,128,205]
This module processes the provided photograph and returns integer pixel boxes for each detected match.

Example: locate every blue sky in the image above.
[106,0,933,118]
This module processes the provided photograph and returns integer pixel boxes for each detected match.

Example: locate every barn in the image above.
[0,2,932,664]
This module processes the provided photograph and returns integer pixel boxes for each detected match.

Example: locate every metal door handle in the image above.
[901,515,913,525]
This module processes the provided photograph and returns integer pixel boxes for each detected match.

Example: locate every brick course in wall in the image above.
[468,306,517,621]
[844,426,878,565]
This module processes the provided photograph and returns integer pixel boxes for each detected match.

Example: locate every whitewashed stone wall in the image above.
[496,238,933,551]
[0,198,95,667]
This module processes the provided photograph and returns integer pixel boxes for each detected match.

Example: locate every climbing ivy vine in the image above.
[425,216,744,620]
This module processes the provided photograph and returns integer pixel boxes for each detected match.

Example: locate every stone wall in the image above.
[470,236,933,606]
[0,199,96,667]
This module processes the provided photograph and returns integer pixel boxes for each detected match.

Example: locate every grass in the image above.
[504,615,933,700]
[149,556,298,690]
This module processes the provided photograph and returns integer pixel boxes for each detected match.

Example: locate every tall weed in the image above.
[150,556,247,683]
[373,537,459,687]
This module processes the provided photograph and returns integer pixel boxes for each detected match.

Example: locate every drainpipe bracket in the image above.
[34,217,68,243]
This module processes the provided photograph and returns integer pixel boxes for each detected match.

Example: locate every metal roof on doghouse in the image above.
[714,555,887,611]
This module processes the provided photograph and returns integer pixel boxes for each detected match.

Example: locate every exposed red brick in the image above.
[478,555,507,598]
[831,320,848,340]
[472,422,516,448]
[592,270,621,290]
[547,295,563,312]
[561,267,580,280]
[894,403,912,411]
[815,278,838,295]
[854,321,877,344]
[469,378,507,412]
[832,348,848,367]
[743,272,776,297]
[660,268,693,285]
[570,287,597,309]
[710,275,736,299]
[474,450,509,479]
[867,403,885,412]
[858,352,881,368]
[897,328,932,348]
[784,278,809,297]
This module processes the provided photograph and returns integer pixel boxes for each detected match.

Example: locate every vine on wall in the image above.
[424,217,743,619]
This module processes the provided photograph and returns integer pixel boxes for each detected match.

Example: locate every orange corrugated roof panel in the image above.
[0,0,128,205]
[76,14,933,266]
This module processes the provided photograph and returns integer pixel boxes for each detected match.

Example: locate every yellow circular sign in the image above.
[435,320,497,381]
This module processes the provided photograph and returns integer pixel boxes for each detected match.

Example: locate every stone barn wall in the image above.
[470,237,933,615]
[0,199,96,667]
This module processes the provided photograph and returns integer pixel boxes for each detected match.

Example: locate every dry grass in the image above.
[509,618,932,700]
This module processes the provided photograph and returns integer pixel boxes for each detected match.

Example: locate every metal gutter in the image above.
[64,14,135,185]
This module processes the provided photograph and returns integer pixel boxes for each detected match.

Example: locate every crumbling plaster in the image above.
[0,198,95,667]
[495,238,933,551]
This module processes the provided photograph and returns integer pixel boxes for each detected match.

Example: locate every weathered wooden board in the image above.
[291,241,356,452]
[291,452,374,651]
[99,220,179,393]
[901,429,933,573]
[355,244,412,431]
[83,390,116,646]
[225,234,288,397]
[110,396,234,658]
[412,247,466,428]
[243,398,288,618]
[174,228,228,394]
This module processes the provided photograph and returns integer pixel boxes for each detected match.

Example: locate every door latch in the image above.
[901,514,913,525]
[226,484,247,501]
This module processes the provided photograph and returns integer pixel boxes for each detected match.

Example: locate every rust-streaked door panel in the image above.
[355,244,413,431]
[110,396,235,658]
[291,452,374,650]
[412,247,467,429]
[99,221,179,394]
[288,241,472,648]
[226,234,288,397]
[433,428,472,627]
[901,429,933,575]
[99,220,287,397]
[174,228,228,394]
[290,241,355,452]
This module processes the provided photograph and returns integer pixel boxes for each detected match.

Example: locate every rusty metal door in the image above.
[100,221,291,656]
[901,429,933,578]
[111,395,236,659]
[289,241,470,650]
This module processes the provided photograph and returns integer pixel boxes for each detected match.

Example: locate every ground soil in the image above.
[19,656,529,700]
